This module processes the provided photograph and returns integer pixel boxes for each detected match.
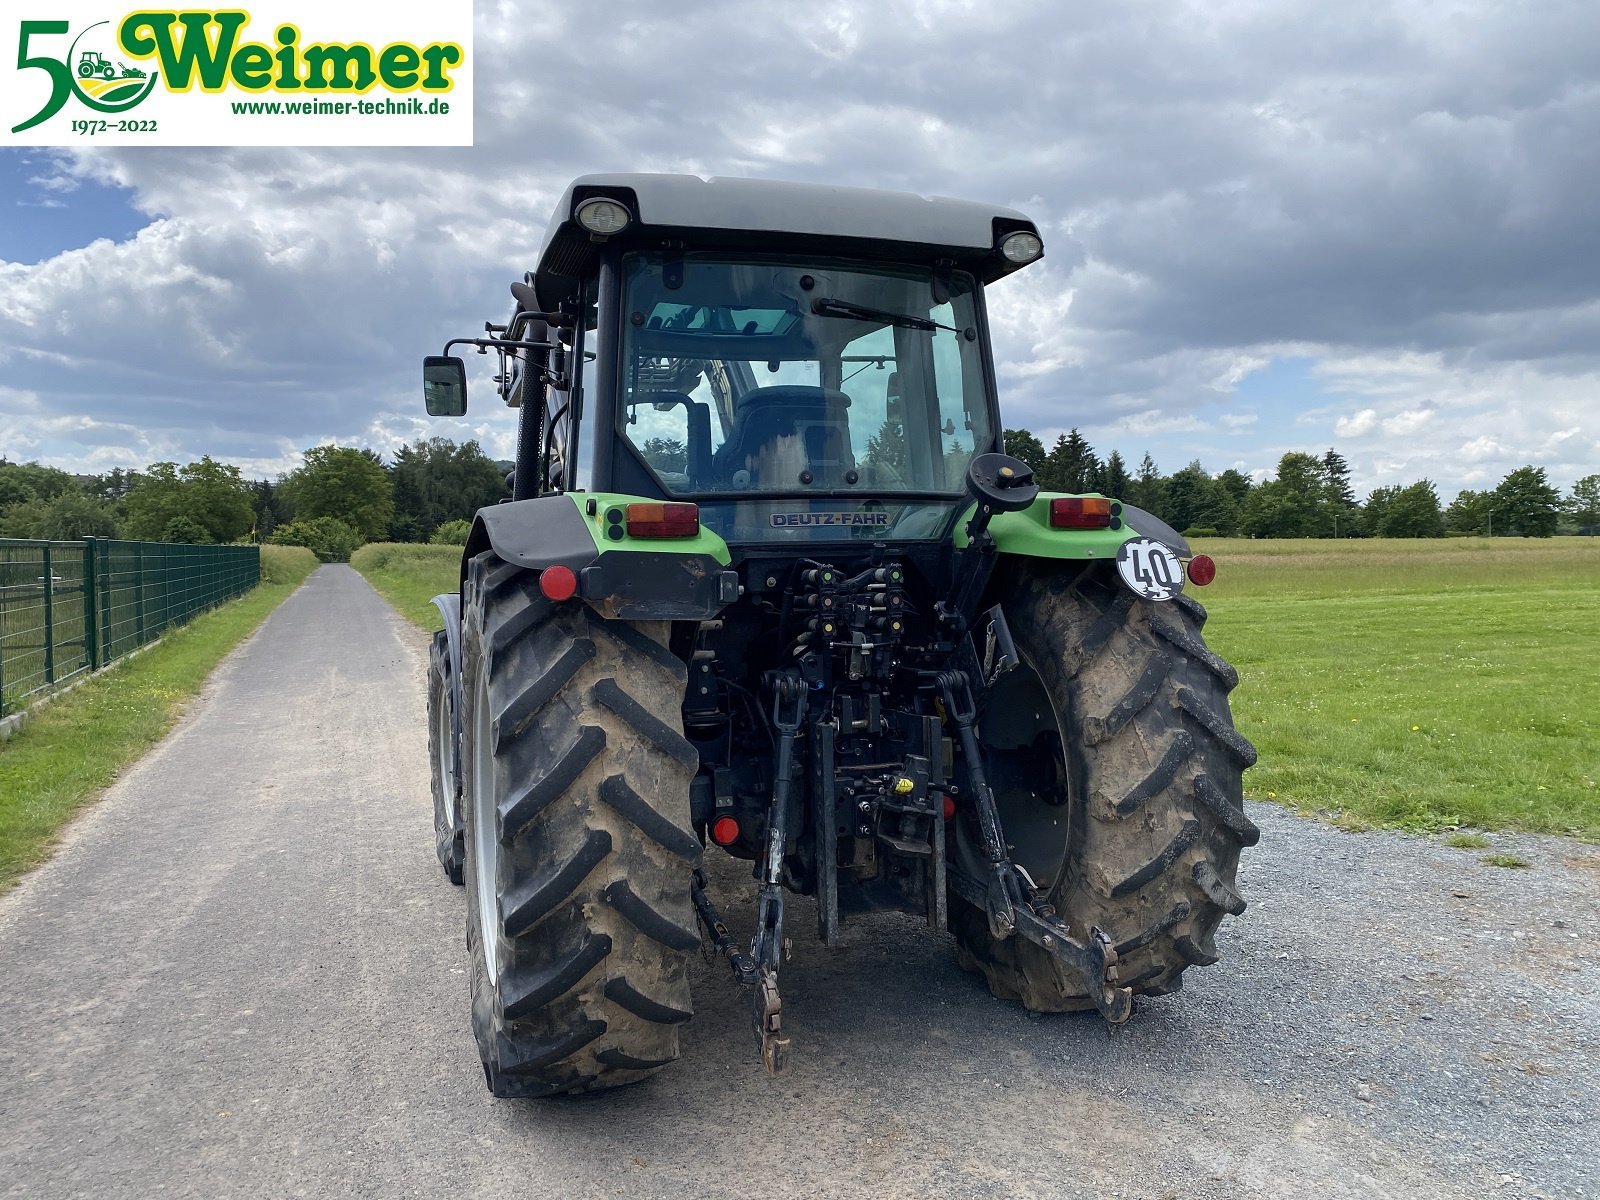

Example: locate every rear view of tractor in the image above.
[422,175,1257,1097]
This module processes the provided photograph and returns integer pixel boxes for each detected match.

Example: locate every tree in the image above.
[1490,465,1561,537]
[389,438,507,542]
[1445,489,1491,535]
[1242,452,1329,538]
[1101,450,1132,500]
[0,493,120,539]
[1319,448,1362,537]
[1165,460,1240,536]
[1367,481,1444,537]
[282,445,394,543]
[1002,429,1048,479]
[1567,474,1600,535]
[249,479,292,541]
[0,459,78,509]
[1215,468,1253,509]
[1125,453,1168,517]
[1040,429,1099,493]
[123,457,254,544]
[271,516,361,562]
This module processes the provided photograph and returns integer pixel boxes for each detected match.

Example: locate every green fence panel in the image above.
[0,538,260,717]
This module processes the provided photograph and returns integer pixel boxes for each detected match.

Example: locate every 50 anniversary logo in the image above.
[5,4,473,147]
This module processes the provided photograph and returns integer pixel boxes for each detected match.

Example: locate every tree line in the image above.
[0,438,510,560]
[2,430,1595,556]
[1002,428,1598,538]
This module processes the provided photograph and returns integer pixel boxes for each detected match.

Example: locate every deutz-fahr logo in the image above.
[11,11,464,134]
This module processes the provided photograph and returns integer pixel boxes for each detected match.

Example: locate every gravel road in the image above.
[1,564,1594,1200]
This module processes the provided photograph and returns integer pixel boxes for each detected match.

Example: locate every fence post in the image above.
[134,542,145,648]
[42,544,55,685]
[83,539,99,670]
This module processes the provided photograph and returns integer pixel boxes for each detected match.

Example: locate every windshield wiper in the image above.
[809,296,957,334]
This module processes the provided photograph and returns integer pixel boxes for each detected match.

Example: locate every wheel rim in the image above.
[434,674,456,816]
[963,651,1074,893]
[469,665,499,986]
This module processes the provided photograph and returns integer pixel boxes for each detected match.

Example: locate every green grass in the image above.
[0,545,317,891]
[351,534,1600,840]
[1194,537,1600,839]
[349,542,461,632]
[1442,832,1491,849]
[1481,853,1533,869]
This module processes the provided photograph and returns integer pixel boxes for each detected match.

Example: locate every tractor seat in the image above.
[712,386,855,489]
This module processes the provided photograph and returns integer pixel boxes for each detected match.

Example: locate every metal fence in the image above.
[0,538,261,717]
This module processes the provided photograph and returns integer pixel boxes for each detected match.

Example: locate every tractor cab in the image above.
[427,174,1045,556]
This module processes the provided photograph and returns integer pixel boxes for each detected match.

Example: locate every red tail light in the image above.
[711,816,740,845]
[1049,497,1112,529]
[1186,554,1217,586]
[626,502,699,538]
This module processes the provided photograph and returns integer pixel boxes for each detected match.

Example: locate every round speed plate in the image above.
[1116,537,1184,601]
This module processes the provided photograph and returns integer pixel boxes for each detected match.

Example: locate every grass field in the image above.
[0,545,318,891]
[349,542,460,631]
[1192,537,1599,838]
[353,536,1600,840]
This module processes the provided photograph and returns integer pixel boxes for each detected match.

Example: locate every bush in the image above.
[1182,526,1221,539]
[271,516,361,563]
[429,518,472,545]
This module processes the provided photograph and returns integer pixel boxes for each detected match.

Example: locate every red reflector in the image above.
[1186,554,1217,587]
[1049,497,1113,529]
[942,794,956,821]
[539,564,578,601]
[711,816,740,845]
[626,502,699,538]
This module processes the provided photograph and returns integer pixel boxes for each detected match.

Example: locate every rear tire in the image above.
[428,631,464,885]
[952,562,1258,1009]
[460,553,701,1097]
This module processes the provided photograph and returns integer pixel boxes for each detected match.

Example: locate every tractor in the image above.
[422,175,1257,1098]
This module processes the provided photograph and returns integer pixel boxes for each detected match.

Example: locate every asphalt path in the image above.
[1,565,1595,1199]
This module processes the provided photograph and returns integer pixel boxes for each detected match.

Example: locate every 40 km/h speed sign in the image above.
[1116,537,1185,601]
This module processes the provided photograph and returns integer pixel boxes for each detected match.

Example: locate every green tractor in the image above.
[423,175,1256,1097]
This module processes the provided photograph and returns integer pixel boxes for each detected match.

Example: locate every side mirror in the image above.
[423,355,467,416]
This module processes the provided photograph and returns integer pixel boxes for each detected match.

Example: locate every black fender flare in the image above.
[1118,504,1191,557]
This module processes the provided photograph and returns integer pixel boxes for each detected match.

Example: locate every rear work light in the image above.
[1048,496,1113,529]
[625,502,700,538]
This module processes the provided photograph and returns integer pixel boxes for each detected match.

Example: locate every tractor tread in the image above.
[1193,861,1247,915]
[603,880,701,953]
[503,933,614,1020]
[499,725,607,842]
[1192,774,1263,846]
[591,678,699,769]
[598,774,703,866]
[494,639,596,750]
[1175,686,1259,768]
[1083,651,1169,746]
[1114,902,1191,957]
[1109,819,1201,898]
[1108,731,1194,818]
[502,828,613,938]
[1149,611,1239,692]
[603,978,694,1025]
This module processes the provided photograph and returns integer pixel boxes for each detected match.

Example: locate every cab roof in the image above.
[532,173,1042,309]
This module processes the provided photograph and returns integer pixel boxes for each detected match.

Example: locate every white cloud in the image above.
[0,0,1594,499]
[1335,408,1379,437]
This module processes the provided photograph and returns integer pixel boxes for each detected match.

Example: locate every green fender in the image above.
[464,493,738,620]
[952,494,1191,560]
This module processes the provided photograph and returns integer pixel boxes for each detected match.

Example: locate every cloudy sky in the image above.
[3,0,1597,500]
